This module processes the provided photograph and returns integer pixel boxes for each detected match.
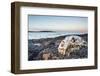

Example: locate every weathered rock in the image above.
[28,34,88,60]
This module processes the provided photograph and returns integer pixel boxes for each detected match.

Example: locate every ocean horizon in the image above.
[28,31,87,39]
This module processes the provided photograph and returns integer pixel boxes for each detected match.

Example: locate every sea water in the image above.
[28,32,84,39]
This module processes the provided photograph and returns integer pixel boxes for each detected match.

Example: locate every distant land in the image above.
[28,31,55,32]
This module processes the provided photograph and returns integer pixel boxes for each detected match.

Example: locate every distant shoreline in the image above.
[28,31,55,32]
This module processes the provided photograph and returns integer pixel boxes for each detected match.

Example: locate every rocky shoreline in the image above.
[28,34,88,61]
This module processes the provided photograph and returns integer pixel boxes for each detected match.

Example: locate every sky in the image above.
[28,15,88,33]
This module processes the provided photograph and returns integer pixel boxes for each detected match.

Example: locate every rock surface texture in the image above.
[28,34,88,60]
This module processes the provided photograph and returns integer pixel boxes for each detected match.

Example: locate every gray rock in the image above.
[28,34,88,61]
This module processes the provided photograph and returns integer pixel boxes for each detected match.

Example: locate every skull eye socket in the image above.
[71,37,76,42]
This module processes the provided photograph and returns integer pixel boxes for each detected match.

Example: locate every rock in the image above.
[28,34,88,60]
[36,48,53,60]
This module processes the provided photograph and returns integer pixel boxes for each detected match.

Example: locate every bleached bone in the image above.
[58,35,87,56]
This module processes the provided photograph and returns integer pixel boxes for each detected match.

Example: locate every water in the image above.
[28,32,84,39]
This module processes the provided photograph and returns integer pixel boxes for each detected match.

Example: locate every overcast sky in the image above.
[28,15,88,33]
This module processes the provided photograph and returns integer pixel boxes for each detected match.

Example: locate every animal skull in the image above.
[58,35,87,56]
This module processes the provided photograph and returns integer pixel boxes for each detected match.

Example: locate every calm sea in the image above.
[28,32,85,39]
